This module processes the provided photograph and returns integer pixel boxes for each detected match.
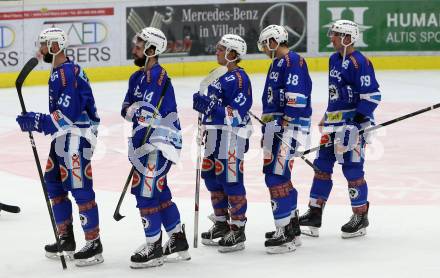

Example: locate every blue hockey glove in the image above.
[192,93,222,117]
[16,112,56,135]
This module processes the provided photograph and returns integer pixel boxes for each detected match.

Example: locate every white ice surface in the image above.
[1,70,440,278]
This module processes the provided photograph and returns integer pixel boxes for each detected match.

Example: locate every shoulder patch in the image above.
[365,56,371,66]
[146,70,151,84]
[284,54,291,67]
[59,68,67,87]
[158,68,166,86]
[235,71,243,89]
[277,59,284,67]
[349,55,359,69]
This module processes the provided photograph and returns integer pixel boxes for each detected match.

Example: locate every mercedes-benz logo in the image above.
[259,3,307,51]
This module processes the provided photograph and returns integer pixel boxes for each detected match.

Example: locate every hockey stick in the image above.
[194,66,228,248]
[247,111,319,172]
[113,78,171,221]
[298,103,440,157]
[16,57,67,270]
[0,203,21,213]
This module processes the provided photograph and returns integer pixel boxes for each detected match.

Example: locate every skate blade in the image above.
[45,251,75,261]
[218,242,245,253]
[293,236,302,247]
[74,253,104,267]
[301,227,319,237]
[341,228,367,239]
[201,238,220,246]
[130,257,164,269]
[164,250,191,263]
[266,242,296,254]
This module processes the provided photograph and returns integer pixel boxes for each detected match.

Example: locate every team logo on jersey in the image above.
[132,171,140,188]
[141,216,150,229]
[269,71,279,81]
[329,84,339,102]
[329,68,342,82]
[79,213,88,226]
[60,165,68,183]
[286,96,297,106]
[326,111,343,123]
[84,162,93,180]
[157,176,165,192]
[45,157,54,172]
[202,158,214,171]
[271,199,278,212]
[348,188,360,199]
[215,159,224,175]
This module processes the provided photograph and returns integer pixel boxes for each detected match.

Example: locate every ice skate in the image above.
[201,214,229,246]
[299,206,323,237]
[265,225,296,254]
[163,224,191,262]
[218,224,245,253]
[73,237,104,267]
[130,234,164,269]
[44,224,76,260]
[341,202,369,239]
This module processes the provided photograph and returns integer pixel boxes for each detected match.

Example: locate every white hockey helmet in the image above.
[217,34,247,61]
[327,19,360,46]
[136,27,167,57]
[257,25,288,51]
[39,28,67,55]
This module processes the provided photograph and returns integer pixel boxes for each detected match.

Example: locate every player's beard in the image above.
[133,55,147,67]
[43,52,53,63]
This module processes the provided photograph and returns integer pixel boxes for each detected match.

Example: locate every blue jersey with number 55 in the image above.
[47,58,100,132]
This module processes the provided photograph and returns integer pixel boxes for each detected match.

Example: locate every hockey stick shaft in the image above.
[113,78,171,221]
[16,58,67,270]
[193,66,228,248]
[248,111,318,172]
[193,112,202,248]
[299,103,440,156]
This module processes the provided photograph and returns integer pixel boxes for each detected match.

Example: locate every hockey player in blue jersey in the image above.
[192,34,253,252]
[16,28,103,266]
[120,27,190,268]
[257,25,312,253]
[299,20,381,239]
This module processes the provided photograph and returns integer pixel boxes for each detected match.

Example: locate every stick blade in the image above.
[113,212,125,221]
[0,203,21,213]
[15,57,39,91]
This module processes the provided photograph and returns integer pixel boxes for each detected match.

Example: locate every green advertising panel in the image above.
[319,0,440,51]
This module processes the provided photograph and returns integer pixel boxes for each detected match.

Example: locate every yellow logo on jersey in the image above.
[326,111,342,123]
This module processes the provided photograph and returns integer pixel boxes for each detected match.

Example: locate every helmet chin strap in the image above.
[143,43,157,70]
[267,40,278,71]
[224,48,238,66]
[340,35,353,65]
[48,40,62,73]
